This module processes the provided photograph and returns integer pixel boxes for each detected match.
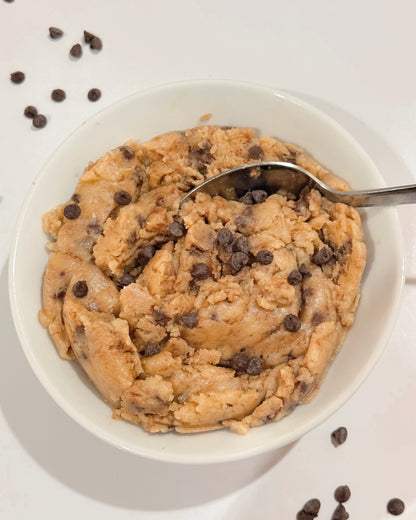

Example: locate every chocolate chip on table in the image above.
[118,273,135,288]
[331,503,349,520]
[228,251,249,272]
[303,498,321,516]
[83,30,95,43]
[191,262,210,280]
[33,114,47,128]
[181,311,197,329]
[239,191,254,205]
[119,145,135,160]
[296,512,315,520]
[387,498,405,516]
[232,235,250,254]
[143,342,161,357]
[70,43,82,57]
[331,426,348,447]
[138,244,156,260]
[72,280,88,298]
[24,105,38,119]
[90,36,103,50]
[334,485,351,503]
[247,356,263,375]
[3,0,15,3]
[153,309,170,327]
[299,263,311,278]
[10,71,25,84]
[63,203,81,219]
[251,189,268,203]
[87,88,101,101]
[283,314,301,332]
[51,88,66,102]
[169,221,186,239]
[49,27,63,39]
[217,228,234,247]
[288,269,303,285]
[248,145,264,160]
[230,352,249,372]
[256,250,273,265]
[114,190,132,205]
[311,246,334,266]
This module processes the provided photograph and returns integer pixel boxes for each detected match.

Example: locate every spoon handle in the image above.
[325,183,416,207]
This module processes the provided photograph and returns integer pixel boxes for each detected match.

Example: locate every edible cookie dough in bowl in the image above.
[9,81,403,463]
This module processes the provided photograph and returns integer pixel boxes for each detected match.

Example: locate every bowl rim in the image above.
[8,78,405,464]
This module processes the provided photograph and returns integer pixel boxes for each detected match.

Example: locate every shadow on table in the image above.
[0,261,293,511]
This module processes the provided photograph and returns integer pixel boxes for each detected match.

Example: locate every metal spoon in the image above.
[180,161,416,207]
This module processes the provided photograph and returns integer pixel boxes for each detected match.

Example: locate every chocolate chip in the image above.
[51,88,66,102]
[118,273,135,288]
[239,191,254,205]
[181,312,197,329]
[232,236,250,254]
[331,504,349,520]
[331,426,348,447]
[252,190,268,203]
[138,244,156,260]
[311,246,334,266]
[235,212,254,234]
[3,1,15,3]
[311,312,325,326]
[230,352,249,372]
[154,309,170,327]
[33,114,47,128]
[334,485,351,503]
[191,263,210,280]
[72,280,88,298]
[288,269,303,285]
[387,498,405,515]
[169,221,186,239]
[10,71,25,84]
[247,357,263,375]
[228,251,249,272]
[87,221,102,237]
[83,30,95,43]
[248,145,264,160]
[283,314,301,332]
[49,27,63,39]
[303,498,321,516]
[189,143,213,174]
[90,36,102,50]
[63,203,81,219]
[55,288,67,300]
[119,145,135,160]
[299,263,311,278]
[217,228,234,247]
[114,190,132,205]
[256,250,273,265]
[143,342,161,357]
[74,324,86,340]
[71,193,81,203]
[296,512,315,520]
[87,88,101,101]
[70,43,82,57]
[24,105,37,118]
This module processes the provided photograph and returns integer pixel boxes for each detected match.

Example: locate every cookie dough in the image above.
[39,126,366,434]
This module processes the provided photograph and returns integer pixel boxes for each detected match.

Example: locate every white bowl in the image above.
[9,80,404,464]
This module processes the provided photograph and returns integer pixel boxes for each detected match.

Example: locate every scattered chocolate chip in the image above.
[334,485,351,503]
[169,221,186,239]
[74,324,86,340]
[230,352,249,372]
[228,251,249,272]
[299,263,311,278]
[83,30,95,43]
[248,145,264,160]
[189,143,213,174]
[118,273,135,288]
[71,193,80,203]
[24,105,37,119]
[132,168,144,187]
[138,244,156,260]
[114,190,132,205]
[181,311,198,329]
[283,314,301,332]
[70,43,82,57]
[90,36,102,50]
[232,235,250,254]
[235,212,254,234]
[33,114,47,128]
[256,250,274,265]
[63,203,81,219]
[153,309,170,327]
[331,503,349,520]
[55,288,67,300]
[87,88,101,101]
[143,342,161,357]
[10,71,25,84]
[247,357,263,375]
[311,312,325,326]
[387,498,405,516]
[288,269,303,285]
[217,228,234,247]
[239,191,254,205]
[331,426,348,447]
[137,214,146,227]
[191,262,210,280]
[303,498,321,516]
[296,512,315,520]
[49,27,63,39]
[119,145,135,160]
[252,189,268,203]
[72,280,88,298]
[51,88,66,102]
[311,246,334,266]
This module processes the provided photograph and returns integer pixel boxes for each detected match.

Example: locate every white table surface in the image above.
[1,1,415,518]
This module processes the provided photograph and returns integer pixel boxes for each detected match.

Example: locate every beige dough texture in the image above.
[39,126,366,434]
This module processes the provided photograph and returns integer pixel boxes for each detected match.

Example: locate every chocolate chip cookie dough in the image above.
[39,126,366,434]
